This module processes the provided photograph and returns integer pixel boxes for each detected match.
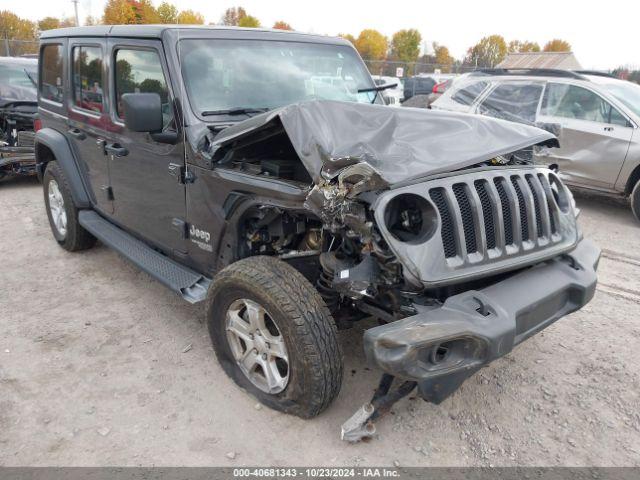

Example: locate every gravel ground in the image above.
[1,177,639,467]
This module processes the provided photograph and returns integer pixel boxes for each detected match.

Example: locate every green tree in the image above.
[508,40,540,53]
[389,29,421,63]
[466,35,507,67]
[221,7,246,26]
[355,29,387,60]
[177,9,205,24]
[543,39,571,52]
[157,2,178,23]
[272,21,292,30]
[238,15,260,28]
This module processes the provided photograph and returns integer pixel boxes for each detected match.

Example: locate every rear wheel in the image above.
[43,161,96,251]
[631,180,640,223]
[206,256,343,418]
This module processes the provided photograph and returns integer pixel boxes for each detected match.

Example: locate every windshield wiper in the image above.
[24,69,37,88]
[201,107,270,117]
[358,83,398,104]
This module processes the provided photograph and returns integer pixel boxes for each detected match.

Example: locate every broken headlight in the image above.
[384,194,438,244]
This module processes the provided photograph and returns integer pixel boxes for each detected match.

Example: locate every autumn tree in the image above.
[508,40,540,53]
[38,17,61,31]
[433,42,454,71]
[157,2,178,23]
[0,10,37,55]
[355,29,387,60]
[136,0,160,23]
[221,7,246,26]
[102,0,138,24]
[466,35,507,67]
[272,21,292,30]
[543,39,571,52]
[389,29,421,63]
[238,15,260,28]
[338,33,356,45]
[177,10,204,24]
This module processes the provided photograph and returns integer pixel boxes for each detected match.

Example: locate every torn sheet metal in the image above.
[207,100,557,185]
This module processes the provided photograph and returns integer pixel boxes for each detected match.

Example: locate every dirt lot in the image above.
[1,177,639,467]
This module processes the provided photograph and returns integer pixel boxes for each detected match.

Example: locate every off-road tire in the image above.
[206,256,343,418]
[43,161,96,251]
[631,180,640,223]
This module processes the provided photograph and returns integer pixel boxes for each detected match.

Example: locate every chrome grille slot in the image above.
[474,180,496,250]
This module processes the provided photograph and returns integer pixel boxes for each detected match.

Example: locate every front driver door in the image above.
[537,82,633,190]
[104,39,186,256]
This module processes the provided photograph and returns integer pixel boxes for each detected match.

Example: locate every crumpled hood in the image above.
[209,100,556,185]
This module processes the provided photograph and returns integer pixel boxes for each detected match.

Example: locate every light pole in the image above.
[72,0,80,26]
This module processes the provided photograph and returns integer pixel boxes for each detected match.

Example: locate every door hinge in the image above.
[168,163,195,184]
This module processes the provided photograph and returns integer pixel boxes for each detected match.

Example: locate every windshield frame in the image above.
[174,35,378,123]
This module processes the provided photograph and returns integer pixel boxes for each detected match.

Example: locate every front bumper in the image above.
[363,238,600,403]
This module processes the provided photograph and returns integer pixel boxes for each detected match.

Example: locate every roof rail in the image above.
[468,68,585,80]
[574,70,617,79]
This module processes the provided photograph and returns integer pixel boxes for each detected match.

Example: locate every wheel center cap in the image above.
[254,335,268,353]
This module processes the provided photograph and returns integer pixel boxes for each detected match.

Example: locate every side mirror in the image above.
[535,122,563,138]
[122,93,163,133]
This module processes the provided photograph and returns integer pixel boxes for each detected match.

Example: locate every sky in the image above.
[5,0,640,69]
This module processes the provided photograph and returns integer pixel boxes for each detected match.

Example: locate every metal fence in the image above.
[363,59,478,78]
[1,39,39,57]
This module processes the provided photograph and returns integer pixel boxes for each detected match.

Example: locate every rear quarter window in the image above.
[451,80,488,106]
[40,44,64,104]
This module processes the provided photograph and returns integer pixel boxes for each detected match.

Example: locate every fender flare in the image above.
[35,128,91,208]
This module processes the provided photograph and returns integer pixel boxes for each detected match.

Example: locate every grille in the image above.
[429,171,562,260]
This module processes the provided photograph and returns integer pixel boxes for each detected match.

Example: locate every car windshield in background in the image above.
[179,39,377,117]
[601,81,640,118]
[0,62,38,99]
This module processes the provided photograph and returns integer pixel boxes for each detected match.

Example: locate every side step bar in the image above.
[79,210,211,304]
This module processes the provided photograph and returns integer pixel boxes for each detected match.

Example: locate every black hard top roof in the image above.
[39,24,348,45]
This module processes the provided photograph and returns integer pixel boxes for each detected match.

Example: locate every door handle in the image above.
[105,143,129,157]
[67,128,86,140]
[604,126,614,132]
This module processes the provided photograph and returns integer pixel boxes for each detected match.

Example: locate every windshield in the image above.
[179,39,378,117]
[601,81,640,118]
[0,62,38,98]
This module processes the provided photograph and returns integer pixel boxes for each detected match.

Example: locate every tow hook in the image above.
[340,374,417,442]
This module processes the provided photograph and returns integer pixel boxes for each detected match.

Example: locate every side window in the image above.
[451,81,488,106]
[541,83,627,125]
[478,82,543,123]
[40,44,64,104]
[114,48,172,127]
[72,46,104,113]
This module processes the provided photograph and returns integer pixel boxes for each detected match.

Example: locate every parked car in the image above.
[432,69,640,221]
[403,73,456,101]
[35,27,599,442]
[0,57,38,179]
[372,75,403,106]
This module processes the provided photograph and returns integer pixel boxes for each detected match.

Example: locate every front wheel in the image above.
[206,256,343,418]
[632,180,640,223]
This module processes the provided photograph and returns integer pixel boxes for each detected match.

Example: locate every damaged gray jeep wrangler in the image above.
[35,26,600,441]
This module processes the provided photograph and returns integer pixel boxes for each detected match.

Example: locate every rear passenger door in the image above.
[104,39,186,256]
[536,82,633,189]
[65,38,113,214]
